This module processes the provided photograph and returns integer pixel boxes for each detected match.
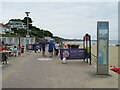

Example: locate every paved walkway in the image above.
[2,51,118,88]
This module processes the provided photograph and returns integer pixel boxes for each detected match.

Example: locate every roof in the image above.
[0,23,10,29]
[10,19,22,21]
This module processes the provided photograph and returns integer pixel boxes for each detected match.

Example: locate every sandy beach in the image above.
[92,44,118,67]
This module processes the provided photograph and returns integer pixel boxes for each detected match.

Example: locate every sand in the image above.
[91,44,118,67]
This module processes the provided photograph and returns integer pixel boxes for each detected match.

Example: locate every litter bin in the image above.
[67,44,71,49]
[71,45,79,49]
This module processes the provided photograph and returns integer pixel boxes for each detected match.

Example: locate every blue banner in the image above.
[26,44,33,50]
[26,44,41,50]
[34,45,41,50]
[60,49,88,60]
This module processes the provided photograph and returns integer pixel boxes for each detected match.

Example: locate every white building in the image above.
[45,37,55,41]
[0,23,13,34]
[6,20,26,29]
[45,36,52,40]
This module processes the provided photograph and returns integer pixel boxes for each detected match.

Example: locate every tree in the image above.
[44,30,53,37]
[53,36,64,41]
[11,28,27,37]
[22,17,33,29]
[31,27,42,38]
[6,17,54,38]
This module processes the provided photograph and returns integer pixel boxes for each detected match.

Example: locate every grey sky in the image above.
[1,1,118,40]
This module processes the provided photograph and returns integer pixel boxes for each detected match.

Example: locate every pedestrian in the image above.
[34,41,39,44]
[54,42,57,55]
[0,45,6,51]
[55,42,60,56]
[41,40,46,57]
[21,46,24,56]
[0,45,7,64]
[2,53,7,64]
[48,39,55,57]
[34,41,39,53]
[17,44,22,56]
[60,42,64,49]
[64,44,68,49]
[38,41,41,52]
[4,44,8,50]
[13,46,17,57]
[2,40,4,45]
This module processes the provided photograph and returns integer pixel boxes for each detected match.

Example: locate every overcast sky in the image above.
[1,1,118,40]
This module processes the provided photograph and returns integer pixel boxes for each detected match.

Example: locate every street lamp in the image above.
[25,12,30,51]
[43,30,44,40]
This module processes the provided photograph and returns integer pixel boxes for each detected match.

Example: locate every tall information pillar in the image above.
[97,21,109,75]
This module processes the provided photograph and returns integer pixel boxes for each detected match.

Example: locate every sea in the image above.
[92,40,119,45]
[64,40,119,46]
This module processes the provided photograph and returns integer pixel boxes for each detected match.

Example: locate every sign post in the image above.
[26,35,30,40]
[83,34,91,65]
[97,21,109,75]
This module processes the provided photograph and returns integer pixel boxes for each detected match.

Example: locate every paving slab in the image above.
[2,52,118,88]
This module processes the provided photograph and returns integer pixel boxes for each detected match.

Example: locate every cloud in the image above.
[1,2,118,40]
[1,0,119,2]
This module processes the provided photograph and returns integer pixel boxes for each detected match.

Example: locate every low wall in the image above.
[0,37,35,46]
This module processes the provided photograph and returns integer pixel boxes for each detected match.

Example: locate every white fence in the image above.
[0,37,35,46]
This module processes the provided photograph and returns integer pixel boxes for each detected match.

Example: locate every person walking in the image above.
[21,46,24,56]
[0,45,7,64]
[48,39,55,57]
[55,42,60,56]
[17,44,22,56]
[34,41,39,53]
[60,42,64,49]
[41,40,46,57]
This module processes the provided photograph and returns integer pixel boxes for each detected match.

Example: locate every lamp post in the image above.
[25,12,30,51]
[43,30,44,40]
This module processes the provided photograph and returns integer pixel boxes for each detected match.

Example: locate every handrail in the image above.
[91,53,97,63]
[91,53,97,58]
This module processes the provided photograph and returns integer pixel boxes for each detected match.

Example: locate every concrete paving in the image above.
[2,51,118,88]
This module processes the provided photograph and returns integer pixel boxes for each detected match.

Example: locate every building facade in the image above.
[0,23,13,34]
[6,19,26,29]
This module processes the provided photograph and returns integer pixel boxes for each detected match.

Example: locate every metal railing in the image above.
[91,53,97,63]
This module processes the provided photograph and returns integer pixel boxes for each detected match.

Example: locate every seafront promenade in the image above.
[1,50,118,88]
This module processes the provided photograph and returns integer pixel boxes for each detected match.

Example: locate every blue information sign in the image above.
[98,22,109,38]
[97,21,109,75]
